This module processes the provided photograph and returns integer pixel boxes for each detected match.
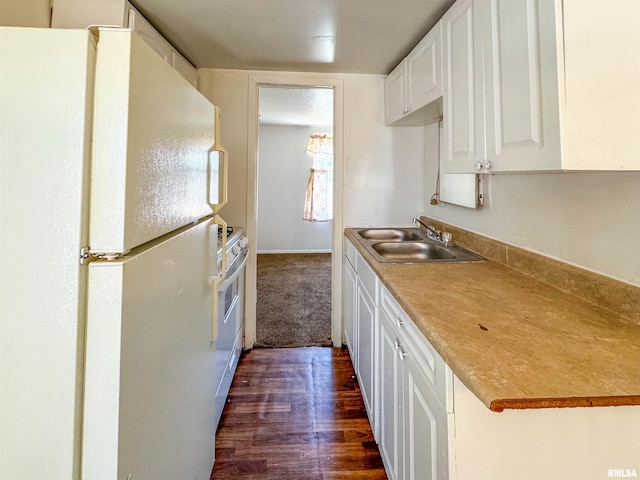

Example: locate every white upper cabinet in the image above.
[52,0,198,88]
[441,0,482,173]
[126,5,173,63]
[171,50,199,87]
[384,65,407,125]
[51,0,130,28]
[385,21,443,126]
[407,21,443,117]
[480,0,560,172]
[442,0,640,173]
[560,0,640,170]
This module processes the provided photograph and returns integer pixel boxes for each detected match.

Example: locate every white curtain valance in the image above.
[306,134,333,155]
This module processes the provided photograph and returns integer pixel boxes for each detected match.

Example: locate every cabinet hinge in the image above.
[80,247,127,264]
[477,175,485,207]
[80,247,92,265]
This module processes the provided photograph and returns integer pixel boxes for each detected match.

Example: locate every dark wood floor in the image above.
[210,347,387,480]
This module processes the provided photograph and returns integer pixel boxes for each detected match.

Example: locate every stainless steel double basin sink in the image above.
[354,228,485,264]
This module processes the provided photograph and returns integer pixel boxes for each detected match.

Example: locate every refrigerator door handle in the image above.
[211,214,227,342]
[209,106,228,213]
[215,106,228,211]
[207,147,227,213]
[218,147,228,211]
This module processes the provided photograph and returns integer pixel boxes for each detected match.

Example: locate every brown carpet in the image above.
[255,253,332,348]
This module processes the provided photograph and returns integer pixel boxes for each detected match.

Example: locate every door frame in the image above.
[245,74,345,348]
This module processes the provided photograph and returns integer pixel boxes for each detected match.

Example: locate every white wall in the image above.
[422,123,640,287]
[0,0,50,26]
[198,69,424,230]
[257,124,332,252]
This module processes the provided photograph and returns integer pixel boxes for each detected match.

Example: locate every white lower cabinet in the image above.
[343,253,357,362]
[403,352,449,480]
[356,277,376,426]
[344,236,449,479]
[378,288,450,480]
[343,238,378,435]
[344,236,640,480]
[379,304,403,480]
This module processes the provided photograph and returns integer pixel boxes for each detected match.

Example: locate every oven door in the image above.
[218,249,247,328]
[215,249,247,370]
[213,248,247,427]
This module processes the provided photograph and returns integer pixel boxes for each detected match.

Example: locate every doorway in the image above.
[245,75,344,349]
[254,86,333,347]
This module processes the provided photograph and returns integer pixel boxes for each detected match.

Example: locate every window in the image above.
[304,135,333,222]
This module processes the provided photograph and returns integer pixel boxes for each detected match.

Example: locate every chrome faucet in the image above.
[412,218,453,246]
[412,217,441,240]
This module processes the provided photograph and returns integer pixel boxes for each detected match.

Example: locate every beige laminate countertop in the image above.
[345,229,640,412]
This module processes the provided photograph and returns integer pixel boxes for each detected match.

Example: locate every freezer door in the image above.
[90,30,217,254]
[83,218,219,479]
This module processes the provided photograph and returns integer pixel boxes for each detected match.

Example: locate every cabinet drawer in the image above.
[356,251,377,303]
[381,287,449,411]
[344,236,357,270]
[380,287,407,332]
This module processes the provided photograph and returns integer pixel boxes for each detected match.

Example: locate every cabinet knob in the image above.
[394,340,406,359]
[398,345,407,360]
[475,160,493,172]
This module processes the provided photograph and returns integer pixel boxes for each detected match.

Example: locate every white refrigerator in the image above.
[0,27,226,479]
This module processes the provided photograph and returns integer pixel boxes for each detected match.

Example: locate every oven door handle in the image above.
[211,215,227,343]
[218,251,249,291]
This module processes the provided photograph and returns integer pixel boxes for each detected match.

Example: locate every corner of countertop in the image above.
[418,216,640,325]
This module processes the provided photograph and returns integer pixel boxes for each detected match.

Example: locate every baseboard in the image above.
[257,249,332,254]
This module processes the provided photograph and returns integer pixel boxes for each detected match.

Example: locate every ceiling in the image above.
[131,0,454,74]
[259,87,334,126]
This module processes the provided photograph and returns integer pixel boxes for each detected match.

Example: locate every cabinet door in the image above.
[51,0,129,28]
[378,307,403,480]
[385,61,407,125]
[356,279,376,430]
[480,0,561,172]
[407,20,442,112]
[343,259,357,363]
[127,6,173,62]
[172,50,199,87]
[403,353,449,480]
[441,0,483,173]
